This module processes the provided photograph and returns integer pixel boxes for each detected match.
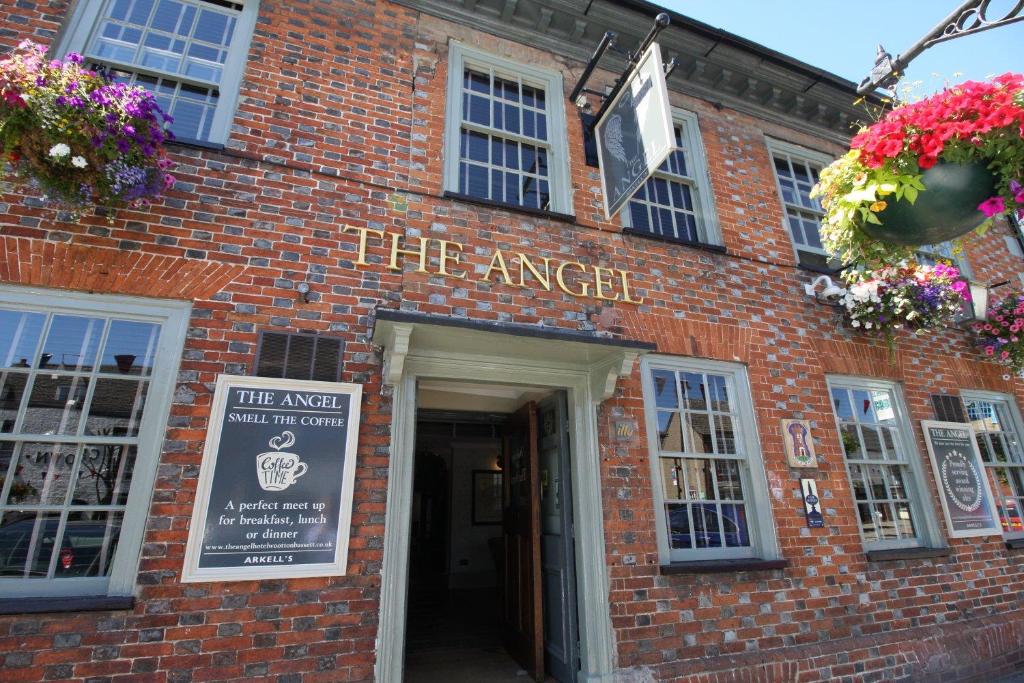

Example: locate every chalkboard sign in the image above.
[921,420,1000,538]
[182,375,362,582]
[595,42,675,220]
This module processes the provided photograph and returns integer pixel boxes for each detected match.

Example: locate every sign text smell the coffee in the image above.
[182,376,362,582]
[921,420,1000,538]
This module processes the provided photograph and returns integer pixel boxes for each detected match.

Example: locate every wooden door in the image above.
[501,401,543,682]
[538,393,579,683]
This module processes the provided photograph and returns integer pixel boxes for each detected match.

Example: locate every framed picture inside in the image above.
[472,469,503,525]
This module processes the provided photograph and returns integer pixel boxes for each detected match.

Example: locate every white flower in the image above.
[48,143,70,159]
[851,320,861,328]
[864,321,873,329]
[71,156,88,169]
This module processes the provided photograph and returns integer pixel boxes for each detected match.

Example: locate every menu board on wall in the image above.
[921,420,1000,538]
[182,375,361,582]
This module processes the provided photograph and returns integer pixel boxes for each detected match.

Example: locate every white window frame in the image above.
[621,109,721,246]
[55,0,260,144]
[442,41,573,215]
[826,376,944,552]
[765,138,835,271]
[961,389,1024,540]
[0,285,189,597]
[640,355,778,564]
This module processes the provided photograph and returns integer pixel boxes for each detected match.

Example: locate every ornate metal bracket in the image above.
[569,12,675,129]
[858,0,1024,95]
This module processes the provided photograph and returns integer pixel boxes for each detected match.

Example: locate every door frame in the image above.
[374,318,645,683]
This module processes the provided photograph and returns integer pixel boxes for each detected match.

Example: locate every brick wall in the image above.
[1,1,1023,681]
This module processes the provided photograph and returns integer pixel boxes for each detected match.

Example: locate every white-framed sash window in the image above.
[0,286,189,597]
[622,110,720,246]
[443,42,573,214]
[56,0,260,143]
[766,138,836,272]
[827,377,941,551]
[962,391,1024,538]
[640,356,777,563]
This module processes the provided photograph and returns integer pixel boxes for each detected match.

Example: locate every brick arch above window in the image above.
[1,239,248,301]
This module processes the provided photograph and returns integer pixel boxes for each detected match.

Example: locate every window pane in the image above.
[57,511,123,578]
[656,411,682,451]
[694,504,721,548]
[714,460,743,500]
[708,375,729,411]
[831,388,853,421]
[681,459,712,500]
[73,445,137,506]
[714,415,735,454]
[651,370,677,409]
[721,504,749,547]
[0,511,60,578]
[661,458,683,500]
[6,443,78,505]
[839,424,861,459]
[680,373,705,411]
[0,311,45,368]
[686,414,713,454]
[40,315,104,372]
[23,375,91,436]
[0,373,29,433]
[101,321,161,376]
[666,504,692,549]
[84,379,149,438]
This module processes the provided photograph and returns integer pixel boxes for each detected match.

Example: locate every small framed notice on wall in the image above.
[182,375,362,582]
[782,419,816,468]
[921,420,1001,538]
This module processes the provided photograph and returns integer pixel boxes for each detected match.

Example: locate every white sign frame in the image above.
[181,374,362,582]
[920,420,1001,539]
[596,42,676,220]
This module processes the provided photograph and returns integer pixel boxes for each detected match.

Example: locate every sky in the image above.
[661,1,1024,94]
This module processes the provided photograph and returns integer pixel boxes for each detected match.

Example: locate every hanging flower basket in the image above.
[0,40,175,214]
[972,292,1024,374]
[861,160,996,245]
[812,74,1024,267]
[841,262,970,338]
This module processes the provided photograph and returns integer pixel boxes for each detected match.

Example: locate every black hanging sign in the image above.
[182,375,362,581]
[921,420,1000,538]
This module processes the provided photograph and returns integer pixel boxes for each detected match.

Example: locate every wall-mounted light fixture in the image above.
[956,280,1003,327]
[296,282,312,303]
[803,275,846,306]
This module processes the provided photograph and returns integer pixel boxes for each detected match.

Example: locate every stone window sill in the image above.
[659,558,788,575]
[0,595,134,615]
[865,547,951,562]
[1005,537,1024,550]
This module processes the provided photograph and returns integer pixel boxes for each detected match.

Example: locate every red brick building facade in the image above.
[1,0,1024,681]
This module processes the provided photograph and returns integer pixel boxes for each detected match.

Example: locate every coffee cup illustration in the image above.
[256,431,308,492]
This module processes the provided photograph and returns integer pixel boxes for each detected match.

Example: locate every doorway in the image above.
[403,382,579,683]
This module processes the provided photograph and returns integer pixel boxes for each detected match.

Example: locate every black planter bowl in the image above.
[858,160,997,246]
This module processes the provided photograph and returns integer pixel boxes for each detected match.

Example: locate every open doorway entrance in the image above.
[403,381,579,683]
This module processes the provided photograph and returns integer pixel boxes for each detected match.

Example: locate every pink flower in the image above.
[986,346,996,355]
[1011,179,1024,204]
[978,196,1006,217]
[1002,351,1011,360]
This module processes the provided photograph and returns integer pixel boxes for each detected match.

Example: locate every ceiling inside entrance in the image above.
[418,380,552,413]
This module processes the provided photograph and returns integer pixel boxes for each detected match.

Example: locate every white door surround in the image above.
[371,311,651,683]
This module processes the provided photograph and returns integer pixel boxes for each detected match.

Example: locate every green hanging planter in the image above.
[857,160,997,246]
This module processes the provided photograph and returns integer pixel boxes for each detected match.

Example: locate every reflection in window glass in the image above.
[967,396,1024,535]
[0,303,167,589]
[830,384,921,547]
[647,363,755,558]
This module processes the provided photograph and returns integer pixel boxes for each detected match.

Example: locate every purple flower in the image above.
[1011,179,1024,204]
[65,81,78,93]
[978,196,1006,217]
[65,53,84,65]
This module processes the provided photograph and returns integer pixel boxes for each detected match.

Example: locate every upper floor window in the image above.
[623,111,720,246]
[828,378,940,551]
[963,392,1024,538]
[0,287,189,597]
[916,241,971,278]
[766,139,835,272]
[58,0,260,143]
[640,357,778,563]
[443,43,572,214]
